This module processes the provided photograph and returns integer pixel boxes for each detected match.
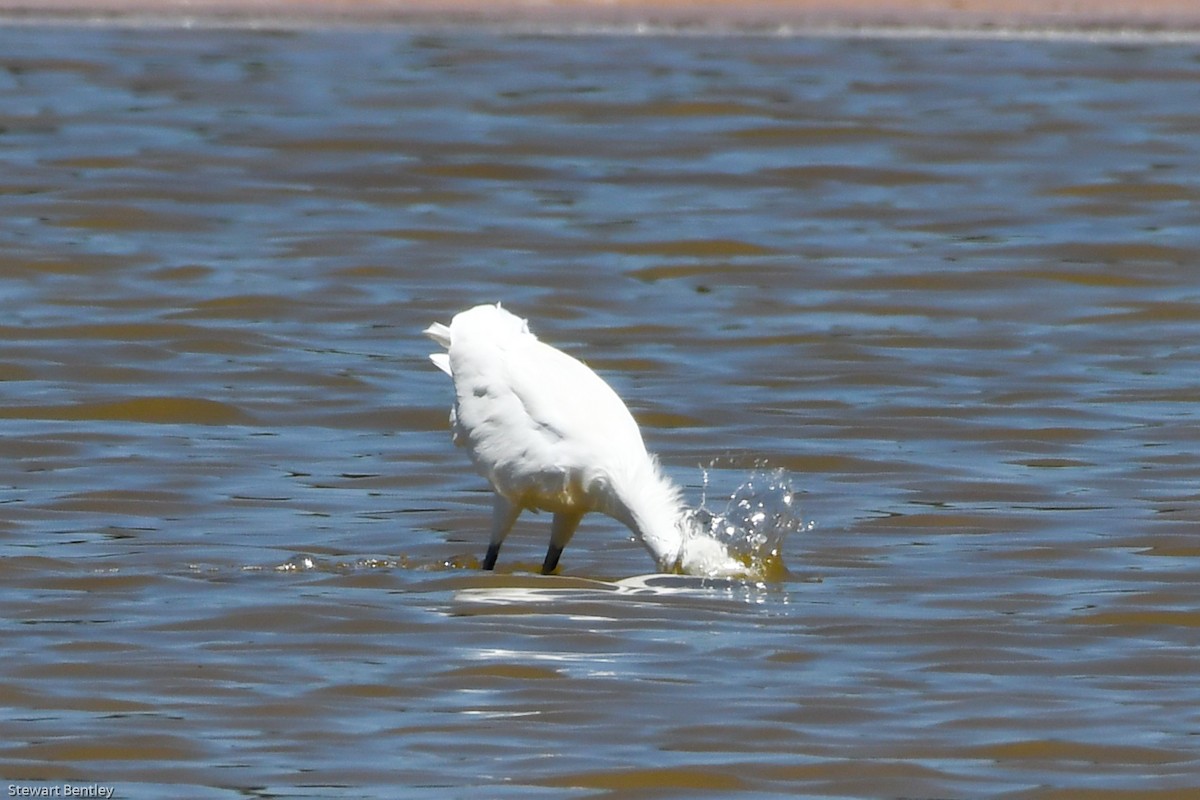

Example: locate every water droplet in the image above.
[683,464,809,580]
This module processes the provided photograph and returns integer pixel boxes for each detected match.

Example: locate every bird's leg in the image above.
[542,510,583,575]
[483,494,521,570]
[483,542,502,571]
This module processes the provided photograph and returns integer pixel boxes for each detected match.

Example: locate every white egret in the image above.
[424,303,747,577]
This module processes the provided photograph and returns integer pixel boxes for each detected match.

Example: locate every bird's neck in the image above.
[605,456,687,572]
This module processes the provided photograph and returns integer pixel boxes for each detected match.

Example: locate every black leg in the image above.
[483,541,502,570]
[541,544,564,575]
[542,511,582,575]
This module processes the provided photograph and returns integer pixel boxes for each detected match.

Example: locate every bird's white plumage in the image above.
[424,303,745,577]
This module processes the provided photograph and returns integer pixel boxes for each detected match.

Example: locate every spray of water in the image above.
[681,464,809,581]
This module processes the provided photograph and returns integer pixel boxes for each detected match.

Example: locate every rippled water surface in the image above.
[2,23,1198,798]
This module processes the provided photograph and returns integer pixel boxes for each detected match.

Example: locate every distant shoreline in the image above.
[4,0,1200,39]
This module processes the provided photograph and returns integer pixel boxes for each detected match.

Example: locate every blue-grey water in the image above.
[1,22,1198,799]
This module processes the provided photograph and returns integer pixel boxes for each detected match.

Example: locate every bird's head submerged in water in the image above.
[601,456,752,578]
[425,303,783,579]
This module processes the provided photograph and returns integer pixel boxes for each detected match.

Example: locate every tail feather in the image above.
[424,322,452,348]
[429,352,451,376]
[425,320,453,376]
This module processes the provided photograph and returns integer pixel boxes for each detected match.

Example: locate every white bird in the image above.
[424,303,746,577]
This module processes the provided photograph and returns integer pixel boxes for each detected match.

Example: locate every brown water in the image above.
[1,23,1198,799]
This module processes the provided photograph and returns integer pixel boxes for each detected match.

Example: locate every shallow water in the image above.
[1,23,1198,799]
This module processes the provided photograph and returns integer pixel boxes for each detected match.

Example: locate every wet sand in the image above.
[6,0,1200,35]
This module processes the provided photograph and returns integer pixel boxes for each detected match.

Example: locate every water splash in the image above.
[682,465,810,581]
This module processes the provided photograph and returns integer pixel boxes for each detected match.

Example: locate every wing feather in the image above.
[438,304,648,506]
[502,337,644,461]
